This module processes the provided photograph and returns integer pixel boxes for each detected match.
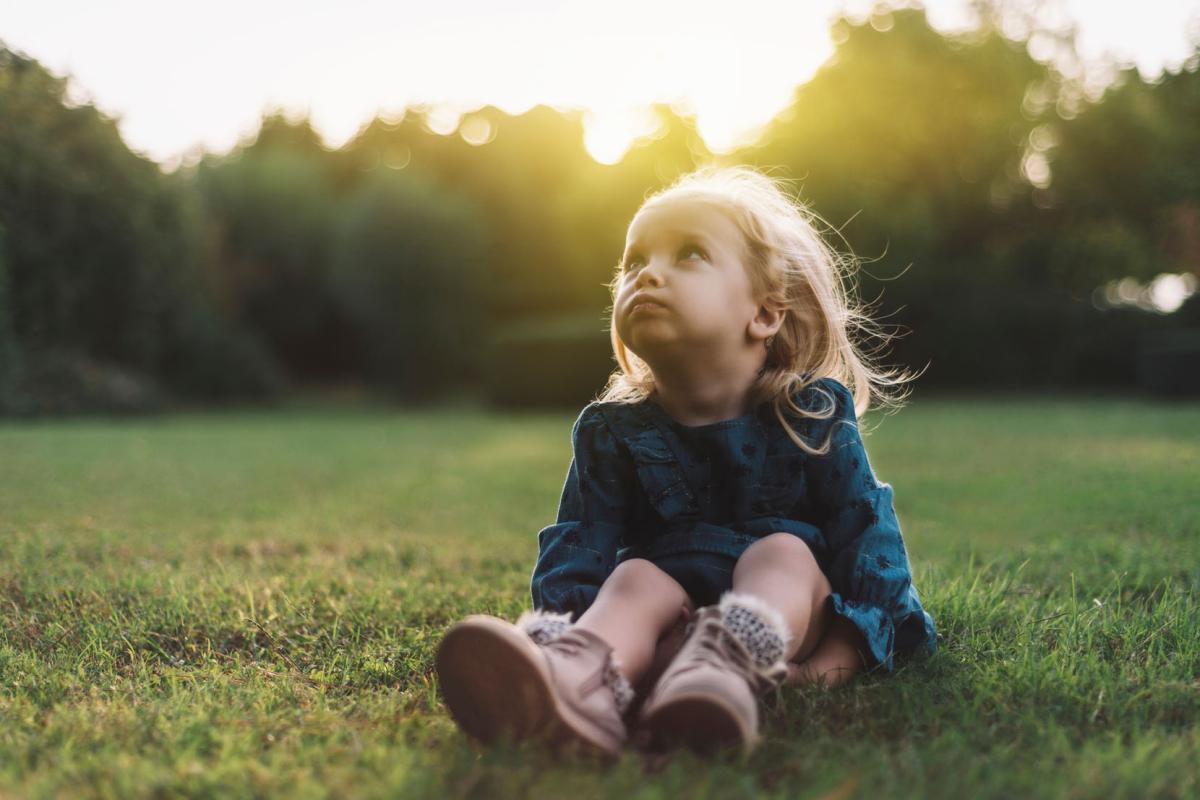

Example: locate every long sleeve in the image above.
[530,404,633,620]
[806,379,937,672]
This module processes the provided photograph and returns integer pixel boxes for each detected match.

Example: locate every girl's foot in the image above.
[533,626,631,758]
[436,613,634,758]
[436,615,558,743]
[636,597,789,756]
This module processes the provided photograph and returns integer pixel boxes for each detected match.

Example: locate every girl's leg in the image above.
[574,558,693,685]
[730,532,833,662]
[636,538,831,753]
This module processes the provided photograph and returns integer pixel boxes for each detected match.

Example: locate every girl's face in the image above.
[614,197,769,368]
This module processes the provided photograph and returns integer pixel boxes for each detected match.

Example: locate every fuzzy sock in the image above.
[602,654,635,716]
[515,609,634,715]
[515,608,574,646]
[717,591,792,671]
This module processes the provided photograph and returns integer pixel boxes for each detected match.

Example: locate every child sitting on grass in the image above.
[436,164,937,758]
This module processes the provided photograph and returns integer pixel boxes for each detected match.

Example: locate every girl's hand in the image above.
[786,658,858,688]
[786,615,867,688]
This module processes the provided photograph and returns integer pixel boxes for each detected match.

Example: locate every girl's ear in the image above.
[747,303,785,343]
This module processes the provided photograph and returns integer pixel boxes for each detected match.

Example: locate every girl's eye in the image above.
[622,245,704,273]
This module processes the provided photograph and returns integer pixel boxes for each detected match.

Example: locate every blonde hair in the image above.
[596,164,921,455]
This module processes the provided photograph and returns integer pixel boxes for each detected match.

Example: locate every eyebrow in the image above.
[622,229,716,261]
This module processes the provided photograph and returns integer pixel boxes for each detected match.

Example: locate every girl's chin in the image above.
[623,337,683,365]
[619,325,664,350]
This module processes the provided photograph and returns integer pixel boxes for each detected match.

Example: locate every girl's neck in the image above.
[648,353,765,427]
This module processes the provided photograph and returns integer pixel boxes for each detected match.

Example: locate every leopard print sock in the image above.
[717,591,792,670]
[603,655,635,716]
[515,608,574,646]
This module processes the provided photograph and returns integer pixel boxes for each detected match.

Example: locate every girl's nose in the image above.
[636,262,665,288]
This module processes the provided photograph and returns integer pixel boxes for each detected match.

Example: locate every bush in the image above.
[2,349,167,416]
[192,140,352,380]
[0,44,286,413]
[888,281,1193,390]
[0,232,20,412]
[485,313,614,408]
[331,167,490,401]
[155,303,286,404]
[1138,328,1200,398]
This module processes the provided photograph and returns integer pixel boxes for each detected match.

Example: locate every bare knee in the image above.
[737,532,819,570]
[605,558,687,601]
[735,533,831,600]
[732,534,835,661]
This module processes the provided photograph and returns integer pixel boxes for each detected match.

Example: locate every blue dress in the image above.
[529,377,937,672]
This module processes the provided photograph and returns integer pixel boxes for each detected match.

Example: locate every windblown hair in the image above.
[596,164,921,455]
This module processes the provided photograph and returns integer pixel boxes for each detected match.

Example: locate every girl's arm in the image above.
[530,405,633,620]
[805,378,921,673]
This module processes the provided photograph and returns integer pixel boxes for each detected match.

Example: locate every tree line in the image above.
[1,6,1198,414]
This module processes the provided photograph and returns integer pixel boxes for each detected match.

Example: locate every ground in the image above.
[0,395,1197,798]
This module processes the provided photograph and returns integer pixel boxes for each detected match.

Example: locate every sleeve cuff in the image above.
[530,578,602,622]
[827,592,897,672]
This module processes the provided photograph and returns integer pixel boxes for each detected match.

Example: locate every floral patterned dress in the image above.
[530,377,937,672]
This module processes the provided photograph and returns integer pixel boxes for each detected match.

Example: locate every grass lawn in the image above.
[1,396,1197,798]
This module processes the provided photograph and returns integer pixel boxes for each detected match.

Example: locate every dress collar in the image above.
[642,395,771,432]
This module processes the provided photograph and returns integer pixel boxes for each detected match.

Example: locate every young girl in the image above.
[436,165,937,758]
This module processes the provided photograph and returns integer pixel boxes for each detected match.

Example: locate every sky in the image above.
[3,0,1198,171]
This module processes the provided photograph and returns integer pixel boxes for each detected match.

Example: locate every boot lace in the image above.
[543,630,633,716]
[684,615,787,696]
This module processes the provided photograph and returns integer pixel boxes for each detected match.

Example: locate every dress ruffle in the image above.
[828,587,937,672]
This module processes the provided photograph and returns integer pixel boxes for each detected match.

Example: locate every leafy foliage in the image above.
[0,45,281,410]
[331,165,490,399]
[4,3,1200,409]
